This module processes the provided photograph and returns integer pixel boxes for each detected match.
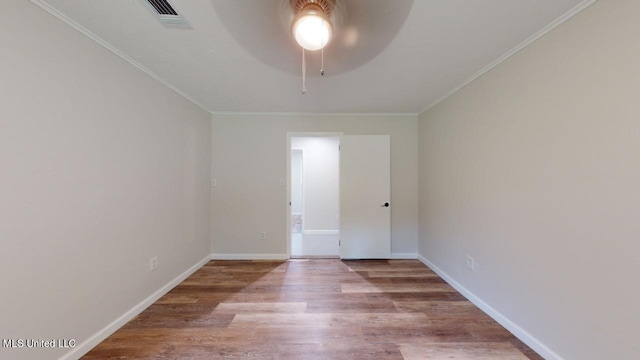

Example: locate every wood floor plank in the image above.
[155,293,199,304]
[347,266,434,272]
[278,341,404,360]
[213,302,307,313]
[367,291,469,302]
[362,324,475,343]
[399,342,529,359]
[305,298,398,313]
[229,312,429,328]
[366,271,440,278]
[82,259,541,360]
[126,311,234,329]
[342,283,457,293]
[394,300,489,319]
[253,326,364,343]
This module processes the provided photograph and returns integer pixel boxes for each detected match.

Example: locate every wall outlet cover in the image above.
[466,255,475,270]
[150,256,158,271]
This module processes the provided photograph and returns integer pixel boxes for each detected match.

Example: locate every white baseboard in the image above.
[391,252,418,259]
[210,252,416,260]
[59,254,212,360]
[303,230,339,235]
[210,253,289,260]
[65,251,553,360]
[417,254,563,360]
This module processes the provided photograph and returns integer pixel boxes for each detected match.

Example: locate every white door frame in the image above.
[286,132,343,258]
[291,149,304,232]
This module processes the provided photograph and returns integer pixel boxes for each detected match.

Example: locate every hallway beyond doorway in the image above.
[291,232,339,257]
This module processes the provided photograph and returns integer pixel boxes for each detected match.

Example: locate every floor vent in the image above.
[144,0,191,28]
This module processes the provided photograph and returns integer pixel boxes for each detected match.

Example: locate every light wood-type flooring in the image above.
[83,259,542,359]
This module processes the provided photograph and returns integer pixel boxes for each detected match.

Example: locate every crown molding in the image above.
[29,1,418,118]
[30,0,211,114]
[210,111,418,117]
[419,0,598,115]
[30,0,597,118]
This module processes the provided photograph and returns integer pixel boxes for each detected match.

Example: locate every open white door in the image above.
[340,135,391,259]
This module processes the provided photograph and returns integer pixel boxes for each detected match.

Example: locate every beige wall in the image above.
[212,114,418,257]
[0,2,211,359]
[9,0,638,359]
[418,0,639,358]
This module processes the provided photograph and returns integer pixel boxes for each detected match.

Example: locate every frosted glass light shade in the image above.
[292,5,333,51]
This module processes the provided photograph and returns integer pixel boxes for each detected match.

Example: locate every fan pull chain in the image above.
[301,48,307,94]
[321,20,325,76]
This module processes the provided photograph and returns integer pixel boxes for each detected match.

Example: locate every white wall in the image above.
[290,150,303,215]
[0,2,211,359]
[212,114,418,257]
[291,137,340,232]
[418,0,639,359]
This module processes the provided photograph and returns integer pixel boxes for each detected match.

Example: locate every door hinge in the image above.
[339,240,341,246]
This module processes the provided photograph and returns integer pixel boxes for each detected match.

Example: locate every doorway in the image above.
[289,136,340,257]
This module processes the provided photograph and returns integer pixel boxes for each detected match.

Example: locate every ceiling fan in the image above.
[290,0,336,52]
[211,0,414,91]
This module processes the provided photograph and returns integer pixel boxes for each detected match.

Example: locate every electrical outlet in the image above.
[150,256,158,272]
[260,232,266,240]
[466,255,474,271]
[211,178,217,187]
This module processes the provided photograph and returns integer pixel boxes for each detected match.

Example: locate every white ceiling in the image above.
[33,0,592,114]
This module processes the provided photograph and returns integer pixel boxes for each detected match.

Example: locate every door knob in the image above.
[381,202,389,207]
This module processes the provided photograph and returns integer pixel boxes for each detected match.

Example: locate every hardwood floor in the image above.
[82,259,542,359]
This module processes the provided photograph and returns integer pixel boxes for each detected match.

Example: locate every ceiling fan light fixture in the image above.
[291,3,333,51]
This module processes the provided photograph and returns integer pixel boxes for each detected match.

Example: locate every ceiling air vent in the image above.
[143,0,191,28]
